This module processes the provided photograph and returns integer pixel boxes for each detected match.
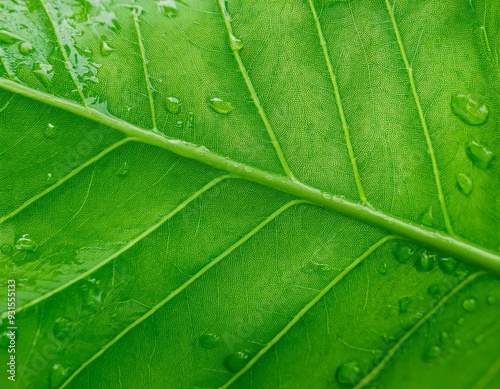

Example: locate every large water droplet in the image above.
[53,317,73,341]
[336,361,361,385]
[451,93,489,125]
[456,173,473,196]
[199,333,219,349]
[158,0,178,17]
[230,34,243,50]
[0,30,22,44]
[15,234,38,252]
[399,297,411,314]
[462,297,478,312]
[209,98,233,114]
[1,244,13,256]
[415,251,436,272]
[19,41,35,55]
[50,364,68,388]
[424,345,442,361]
[225,350,250,373]
[100,40,114,56]
[439,257,457,274]
[466,141,493,169]
[44,123,57,138]
[165,97,181,114]
[394,245,414,264]
[427,283,442,298]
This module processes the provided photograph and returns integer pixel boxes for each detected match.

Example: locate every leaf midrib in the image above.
[0,77,499,274]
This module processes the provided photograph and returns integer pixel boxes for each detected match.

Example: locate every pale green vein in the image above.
[60,199,307,388]
[385,0,454,236]
[132,8,158,131]
[216,0,296,181]
[9,175,231,319]
[307,0,370,206]
[355,271,486,389]
[1,78,500,274]
[0,93,14,113]
[220,235,397,389]
[471,356,500,389]
[0,137,132,225]
[37,0,88,107]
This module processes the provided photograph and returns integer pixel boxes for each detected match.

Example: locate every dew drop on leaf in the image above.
[466,141,493,169]
[439,331,450,344]
[450,93,489,126]
[462,297,478,312]
[53,317,73,340]
[301,260,331,273]
[176,120,183,128]
[158,0,178,17]
[420,207,434,227]
[427,283,442,298]
[230,34,243,50]
[115,162,130,177]
[1,244,13,256]
[438,257,457,274]
[456,317,466,326]
[454,338,463,347]
[50,364,68,388]
[415,251,436,272]
[199,333,219,349]
[394,245,414,264]
[15,234,38,252]
[474,334,484,344]
[378,261,387,275]
[186,112,195,128]
[46,173,57,186]
[225,350,250,373]
[19,41,35,55]
[424,345,442,361]
[399,297,411,314]
[33,62,54,88]
[100,40,114,56]
[0,29,22,44]
[44,123,57,138]
[336,361,361,385]
[209,98,234,114]
[456,173,472,196]
[487,295,498,305]
[165,97,181,114]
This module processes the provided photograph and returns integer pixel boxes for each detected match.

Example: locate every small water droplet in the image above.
[336,361,361,385]
[487,295,497,305]
[115,162,130,177]
[439,257,457,274]
[454,338,462,347]
[322,193,332,200]
[451,93,489,126]
[195,145,209,154]
[420,207,434,227]
[427,283,442,298]
[439,331,449,344]
[394,245,414,264]
[19,41,35,55]
[44,123,57,138]
[462,297,478,312]
[474,334,484,344]
[186,112,195,128]
[46,173,57,186]
[378,262,387,275]
[399,297,411,314]
[230,34,243,50]
[456,317,466,325]
[50,364,68,388]
[456,173,473,196]
[176,120,183,128]
[165,97,181,114]
[209,97,233,114]
[199,333,219,349]
[158,0,178,17]
[1,244,13,256]
[466,141,493,169]
[15,234,38,252]
[424,345,442,361]
[0,30,22,44]
[100,40,114,56]
[415,251,436,272]
[33,62,54,88]
[301,260,331,274]
[53,317,73,341]
[225,350,250,373]
[244,166,252,173]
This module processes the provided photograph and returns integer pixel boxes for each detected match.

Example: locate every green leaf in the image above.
[0,0,499,388]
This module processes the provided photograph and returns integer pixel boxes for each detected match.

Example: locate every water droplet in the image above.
[158,0,178,17]
[456,317,466,325]
[186,112,195,128]
[44,123,57,138]
[322,193,332,200]
[487,295,497,305]
[165,97,181,114]
[420,207,434,227]
[415,251,436,272]
[225,350,250,373]
[33,62,54,88]
[199,333,219,349]
[454,338,463,347]
[19,41,35,55]
[230,34,243,50]
[427,283,442,298]
[115,162,130,177]
[50,364,68,388]
[378,262,387,275]
[451,93,489,126]
[466,141,493,169]
[53,317,73,341]
[456,173,473,196]
[195,145,209,154]
[394,245,414,264]
[399,297,411,314]
[244,166,252,173]
[336,361,361,385]
[474,334,484,344]
[439,257,457,274]
[1,244,13,256]
[301,260,331,274]
[15,234,38,252]
[100,40,114,56]
[424,345,442,361]
[209,98,233,114]
[462,297,478,312]
[176,120,183,128]
[46,173,57,186]
[439,331,450,344]
[0,30,22,44]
